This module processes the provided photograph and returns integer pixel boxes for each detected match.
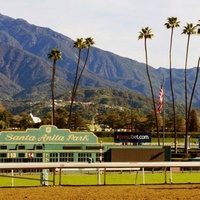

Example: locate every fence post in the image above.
[11,169,14,187]
[142,168,145,184]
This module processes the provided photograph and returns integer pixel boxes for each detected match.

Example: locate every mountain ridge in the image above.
[0,13,200,108]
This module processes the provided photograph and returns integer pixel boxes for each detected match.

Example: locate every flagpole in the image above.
[162,87,165,146]
[157,75,165,146]
[162,75,165,146]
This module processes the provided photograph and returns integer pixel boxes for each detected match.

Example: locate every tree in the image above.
[145,111,163,132]
[176,114,185,132]
[0,109,13,129]
[164,16,180,153]
[47,48,62,125]
[19,113,32,129]
[68,37,95,129]
[74,37,95,94]
[102,112,122,130]
[0,120,6,129]
[138,27,160,145]
[187,57,200,132]
[71,111,87,130]
[55,108,68,128]
[182,23,197,153]
[189,109,199,132]
[129,109,145,131]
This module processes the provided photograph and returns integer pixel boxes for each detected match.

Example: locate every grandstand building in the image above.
[0,125,170,163]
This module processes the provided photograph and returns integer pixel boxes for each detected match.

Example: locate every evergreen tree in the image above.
[189,109,199,132]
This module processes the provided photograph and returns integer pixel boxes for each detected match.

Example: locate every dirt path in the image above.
[0,184,200,200]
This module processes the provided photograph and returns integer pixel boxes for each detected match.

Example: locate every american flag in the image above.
[157,84,164,114]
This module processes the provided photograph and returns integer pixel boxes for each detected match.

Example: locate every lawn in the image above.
[1,170,200,187]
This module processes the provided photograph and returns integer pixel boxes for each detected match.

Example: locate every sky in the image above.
[1,0,200,69]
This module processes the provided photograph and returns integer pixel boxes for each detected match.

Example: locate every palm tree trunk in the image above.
[144,39,160,145]
[74,48,90,97]
[68,49,82,129]
[51,60,56,125]
[187,57,200,134]
[184,35,190,154]
[169,28,177,153]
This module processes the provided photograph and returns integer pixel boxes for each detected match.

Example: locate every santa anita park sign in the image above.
[0,125,98,144]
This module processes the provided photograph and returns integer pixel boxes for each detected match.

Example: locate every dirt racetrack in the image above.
[0,184,200,200]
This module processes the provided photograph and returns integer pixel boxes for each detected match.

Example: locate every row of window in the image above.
[0,152,104,162]
[0,145,43,150]
[0,145,104,150]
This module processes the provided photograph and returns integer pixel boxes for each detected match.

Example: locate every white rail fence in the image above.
[0,162,200,186]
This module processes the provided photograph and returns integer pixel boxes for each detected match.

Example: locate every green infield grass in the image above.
[1,170,200,187]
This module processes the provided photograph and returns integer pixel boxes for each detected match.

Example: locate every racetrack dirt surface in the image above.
[0,184,200,200]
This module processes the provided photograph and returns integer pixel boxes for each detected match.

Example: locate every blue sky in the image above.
[1,0,200,69]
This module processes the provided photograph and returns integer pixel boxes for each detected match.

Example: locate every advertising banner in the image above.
[114,132,151,143]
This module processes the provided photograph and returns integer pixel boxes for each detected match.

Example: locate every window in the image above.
[60,153,74,162]
[0,153,7,158]
[96,152,104,162]
[86,146,104,150]
[0,145,7,150]
[49,153,58,162]
[63,146,81,150]
[36,145,43,150]
[18,145,25,150]
[18,153,25,158]
[36,153,43,158]
[78,153,92,162]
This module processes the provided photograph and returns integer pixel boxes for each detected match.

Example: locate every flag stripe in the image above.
[157,86,164,114]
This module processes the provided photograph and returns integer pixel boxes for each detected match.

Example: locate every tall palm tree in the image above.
[68,37,94,129]
[188,56,200,134]
[182,23,197,153]
[74,37,95,96]
[47,48,62,125]
[164,17,180,153]
[138,27,160,145]
[68,38,86,129]
[71,38,87,102]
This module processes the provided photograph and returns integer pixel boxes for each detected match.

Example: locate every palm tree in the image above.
[68,38,86,129]
[138,27,160,145]
[71,38,87,101]
[188,57,200,133]
[74,37,95,97]
[68,37,94,129]
[182,23,197,153]
[47,48,62,125]
[164,17,180,153]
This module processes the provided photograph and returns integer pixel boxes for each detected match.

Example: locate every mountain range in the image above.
[0,13,200,109]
